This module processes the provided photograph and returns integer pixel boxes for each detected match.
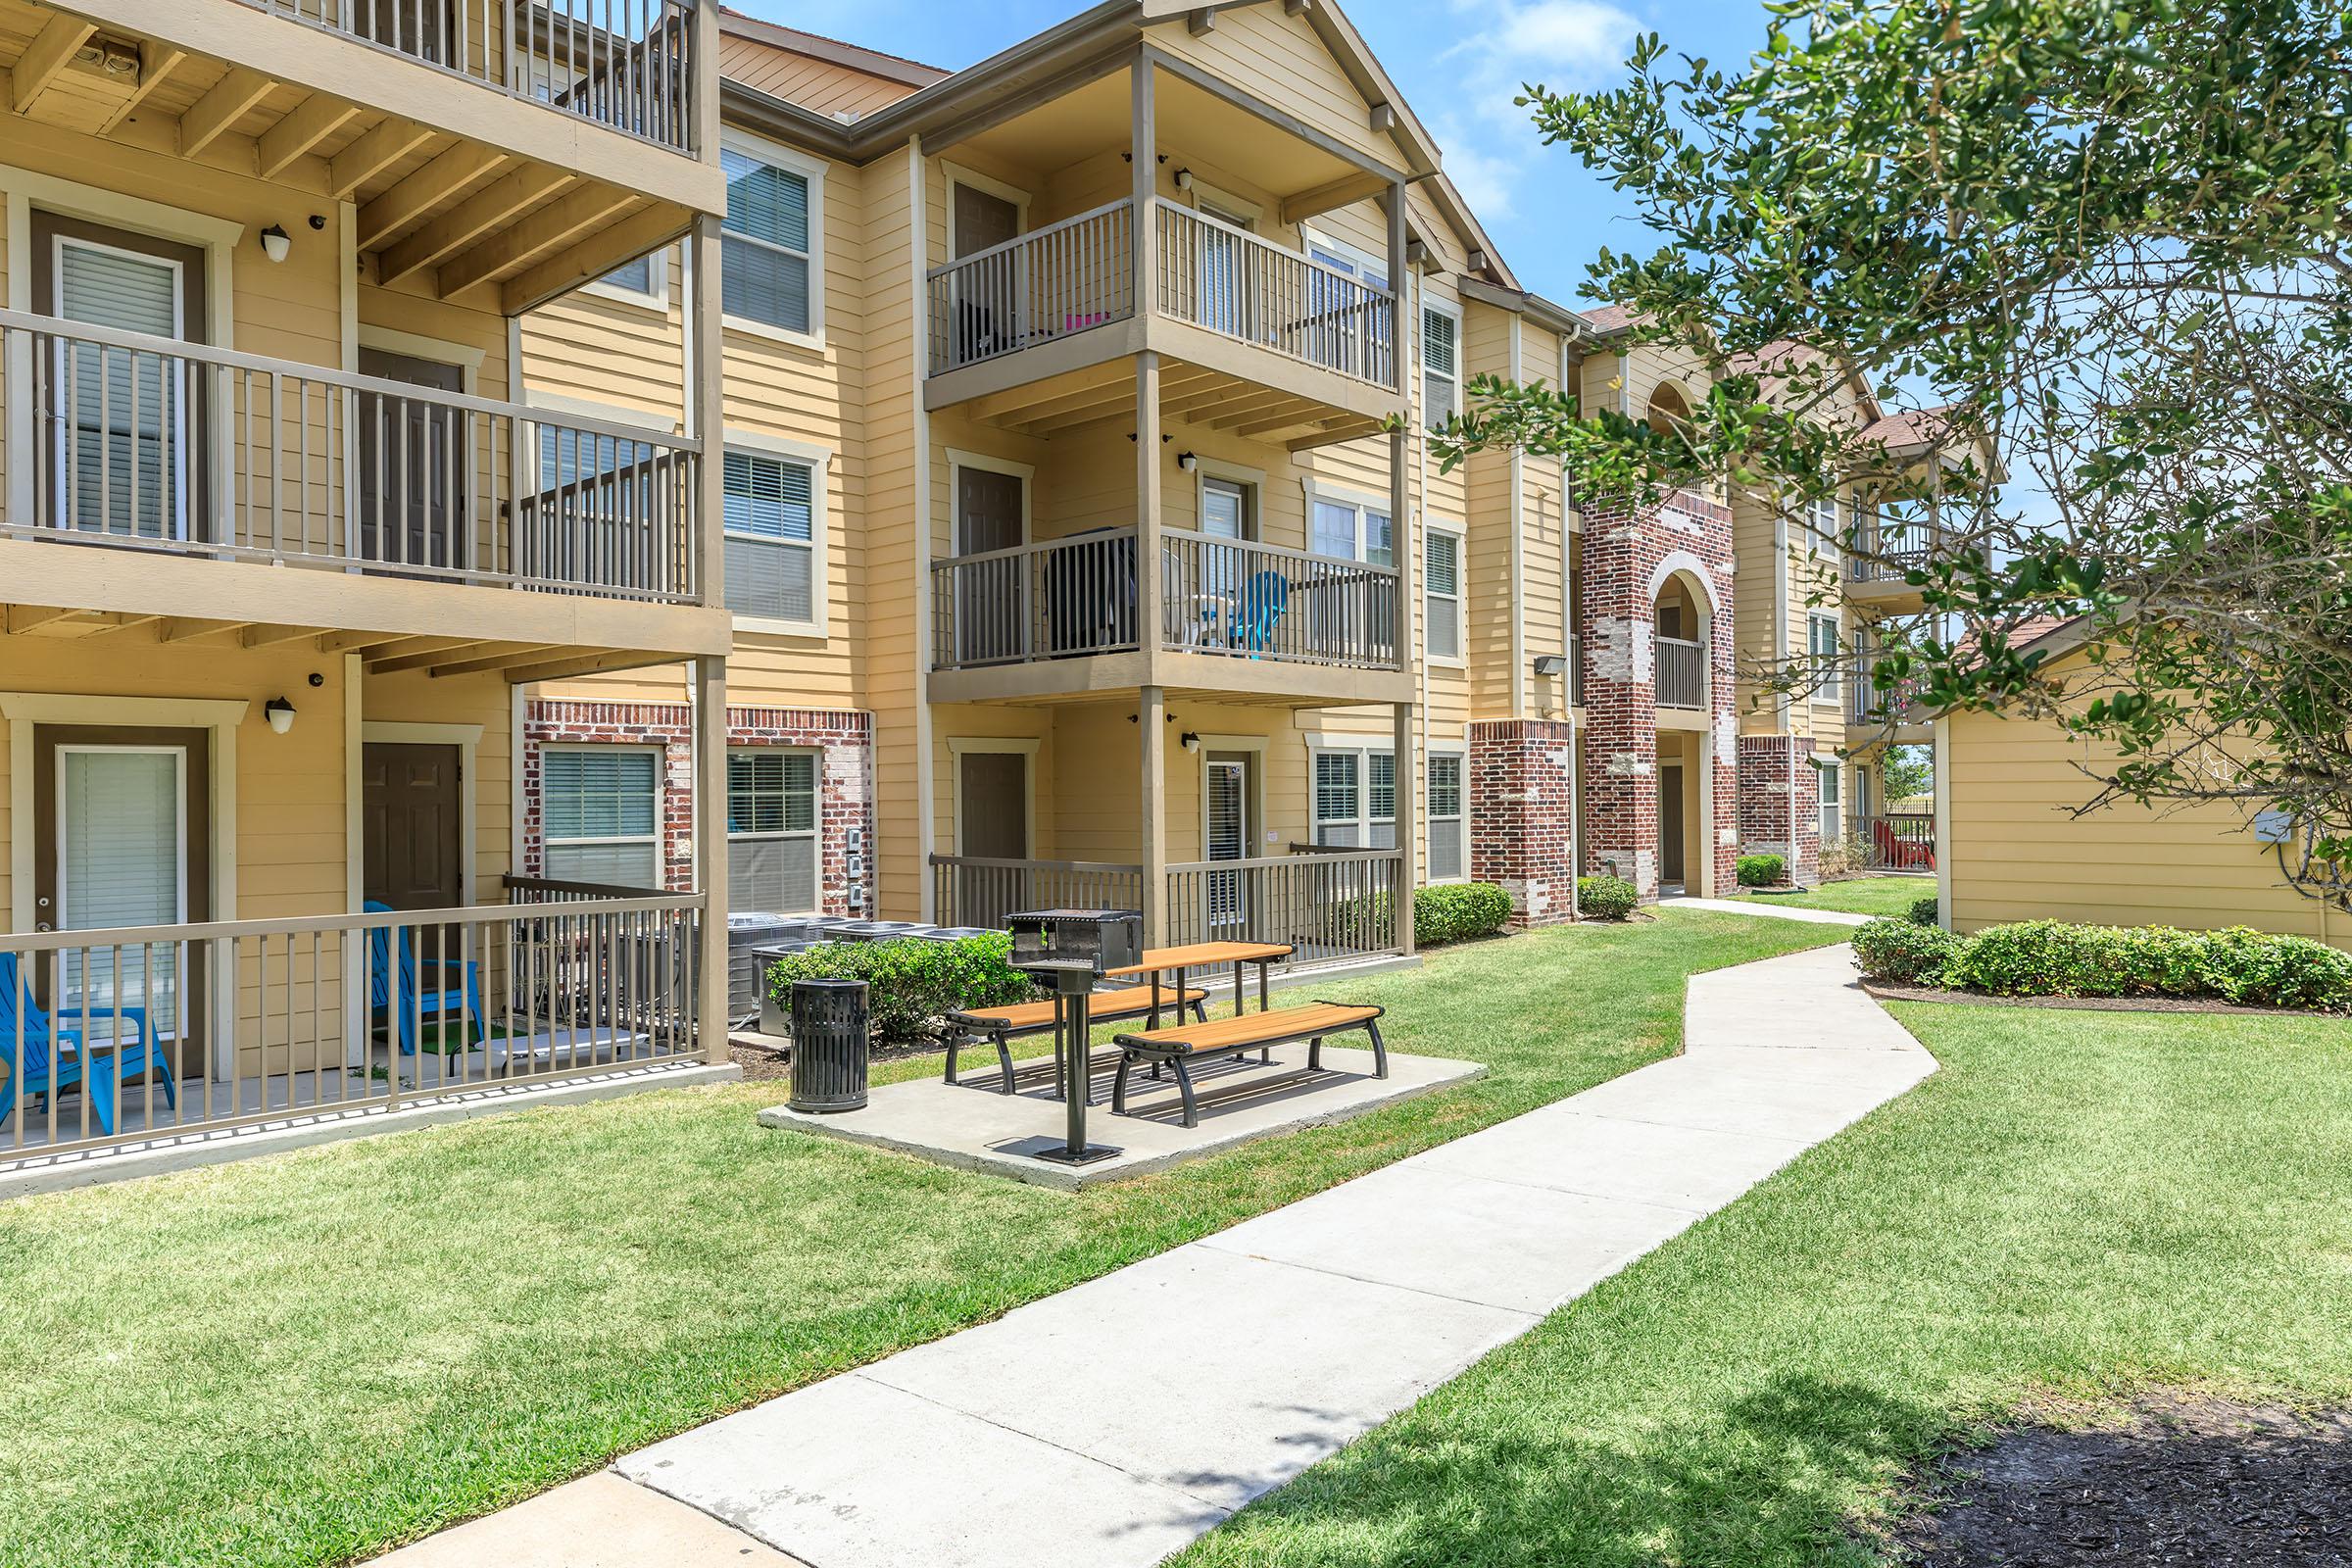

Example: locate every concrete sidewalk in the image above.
[377,943,1931,1568]
[1663,894,1877,926]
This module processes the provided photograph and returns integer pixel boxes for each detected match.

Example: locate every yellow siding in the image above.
[1150,8,1396,170]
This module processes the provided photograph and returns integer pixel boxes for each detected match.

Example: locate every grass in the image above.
[0,909,1840,1568]
[1735,874,1932,917]
[1172,1003,2352,1568]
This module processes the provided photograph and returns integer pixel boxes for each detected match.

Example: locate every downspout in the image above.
[1506,317,1526,714]
[910,137,936,920]
[1562,338,1580,916]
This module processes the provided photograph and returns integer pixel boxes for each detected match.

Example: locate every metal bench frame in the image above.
[1109,1002,1388,1128]
[944,988,1209,1098]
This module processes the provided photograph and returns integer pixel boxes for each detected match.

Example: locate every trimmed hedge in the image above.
[1579,875,1639,921]
[761,932,1033,1042]
[1907,895,1940,927]
[1736,854,1786,888]
[1416,882,1513,947]
[1852,916,2352,1011]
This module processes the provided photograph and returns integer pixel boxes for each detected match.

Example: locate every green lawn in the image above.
[1734,874,1932,917]
[0,910,1841,1568]
[1174,1003,2352,1568]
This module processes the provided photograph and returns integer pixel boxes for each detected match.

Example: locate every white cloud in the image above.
[1423,0,1638,228]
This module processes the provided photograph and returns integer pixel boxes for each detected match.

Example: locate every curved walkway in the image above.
[378,943,1933,1568]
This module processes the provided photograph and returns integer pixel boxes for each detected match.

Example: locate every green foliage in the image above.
[762,933,1033,1042]
[1907,896,1940,927]
[1416,883,1514,947]
[1870,917,2352,1011]
[1851,918,1965,986]
[1879,745,1934,805]
[1736,854,1786,887]
[1578,875,1639,921]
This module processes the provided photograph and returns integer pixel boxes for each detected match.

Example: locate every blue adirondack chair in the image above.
[365,902,487,1056]
[0,952,178,1135]
[1232,569,1292,652]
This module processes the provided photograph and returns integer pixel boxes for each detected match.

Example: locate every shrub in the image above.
[2201,927,2352,1010]
[1416,882,1513,947]
[1737,853,1786,887]
[1852,917,1964,985]
[1886,918,2352,1012]
[1907,895,1940,927]
[1578,875,1639,921]
[761,932,1033,1042]
[1948,919,2129,996]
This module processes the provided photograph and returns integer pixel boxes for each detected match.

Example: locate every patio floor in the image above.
[759,1041,1484,1189]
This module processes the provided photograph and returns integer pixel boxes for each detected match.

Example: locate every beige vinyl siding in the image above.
[1151,7,1399,169]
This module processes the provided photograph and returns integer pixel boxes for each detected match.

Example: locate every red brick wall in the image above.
[522,699,875,914]
[1578,488,1739,898]
[1736,733,1822,883]
[1469,719,1579,926]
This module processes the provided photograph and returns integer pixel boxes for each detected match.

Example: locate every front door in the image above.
[956,751,1029,925]
[956,464,1027,663]
[32,726,211,1077]
[1660,760,1686,886]
[363,743,464,910]
[1195,200,1253,338]
[1204,755,1251,932]
[358,348,467,573]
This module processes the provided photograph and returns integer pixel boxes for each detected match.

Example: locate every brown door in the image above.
[358,348,467,572]
[31,726,212,1076]
[364,743,464,910]
[952,184,1020,260]
[956,751,1029,925]
[956,466,1026,663]
[1659,760,1686,885]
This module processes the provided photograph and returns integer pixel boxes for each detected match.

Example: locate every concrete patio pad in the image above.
[757,1043,1483,1189]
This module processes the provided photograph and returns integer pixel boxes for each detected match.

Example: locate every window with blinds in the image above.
[1313,748,1396,848]
[541,747,661,887]
[722,145,814,334]
[57,239,184,540]
[727,750,819,913]
[1427,754,1466,882]
[723,450,816,623]
[1426,528,1462,659]
[1422,305,1459,427]
[59,748,185,1033]
[1810,613,1842,701]
[596,251,663,300]
[1817,757,1842,843]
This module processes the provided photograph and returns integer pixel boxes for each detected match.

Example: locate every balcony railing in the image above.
[1153,204,1397,390]
[1161,530,1399,669]
[242,0,700,153]
[929,856,1147,930]
[1,311,702,604]
[1656,634,1706,709]
[923,199,1400,393]
[1850,812,1936,872]
[1,885,707,1164]
[929,529,1141,668]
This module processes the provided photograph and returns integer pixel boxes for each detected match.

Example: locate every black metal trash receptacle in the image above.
[789,977,870,1113]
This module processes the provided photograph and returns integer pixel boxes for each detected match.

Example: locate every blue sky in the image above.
[726,0,1775,313]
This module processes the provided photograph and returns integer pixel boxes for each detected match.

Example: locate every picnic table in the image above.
[1106,941,1293,1029]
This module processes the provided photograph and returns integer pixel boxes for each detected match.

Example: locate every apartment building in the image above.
[0,0,736,1160]
[514,0,1947,965]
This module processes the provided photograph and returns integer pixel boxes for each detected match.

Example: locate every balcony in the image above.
[923,198,1400,442]
[1849,812,1936,873]
[1,311,718,657]
[926,527,1404,703]
[1655,634,1707,710]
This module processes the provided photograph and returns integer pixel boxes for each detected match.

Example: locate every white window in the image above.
[1309,492,1393,565]
[1422,303,1459,427]
[728,749,819,913]
[721,135,822,339]
[590,249,667,308]
[1809,491,1842,557]
[1313,748,1396,848]
[1425,525,1462,661]
[723,446,819,628]
[1817,758,1842,844]
[1810,613,1842,703]
[1427,753,1466,882]
[541,747,662,887]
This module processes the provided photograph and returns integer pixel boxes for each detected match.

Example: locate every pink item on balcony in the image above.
[1065,312,1108,331]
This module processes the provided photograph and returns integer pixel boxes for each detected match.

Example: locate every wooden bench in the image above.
[1110,1002,1388,1128]
[944,985,1209,1097]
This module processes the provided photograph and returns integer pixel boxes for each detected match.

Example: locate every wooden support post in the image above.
[1141,684,1168,948]
[695,655,730,1060]
[1394,700,1418,956]
[689,196,729,1060]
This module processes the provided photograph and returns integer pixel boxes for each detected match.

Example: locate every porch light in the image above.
[1181,731,1201,753]
[1532,654,1567,677]
[265,697,297,735]
[1176,451,1198,472]
[1173,167,1194,191]
[260,224,292,264]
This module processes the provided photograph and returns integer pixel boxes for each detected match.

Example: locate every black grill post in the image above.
[788,977,869,1113]
[1004,908,1138,1166]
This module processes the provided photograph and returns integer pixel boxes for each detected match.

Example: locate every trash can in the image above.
[789,976,869,1113]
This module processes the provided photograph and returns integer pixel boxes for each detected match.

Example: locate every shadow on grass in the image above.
[1194,1373,1948,1568]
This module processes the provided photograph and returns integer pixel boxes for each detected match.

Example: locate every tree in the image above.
[1435,0,2352,905]
[1880,744,1934,805]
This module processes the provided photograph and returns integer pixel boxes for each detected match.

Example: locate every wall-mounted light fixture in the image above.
[1180,731,1201,754]
[259,224,292,264]
[1173,168,1194,191]
[1532,654,1567,677]
[1176,451,1198,472]
[265,697,297,735]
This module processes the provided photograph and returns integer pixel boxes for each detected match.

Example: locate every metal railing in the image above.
[1153,203,1397,389]
[928,857,1145,930]
[1655,634,1706,709]
[1847,522,1949,586]
[1850,812,1936,872]
[1160,530,1400,668]
[929,529,1140,669]
[1,311,702,603]
[241,0,700,154]
[0,888,708,1163]
[1164,851,1404,968]
[926,201,1137,375]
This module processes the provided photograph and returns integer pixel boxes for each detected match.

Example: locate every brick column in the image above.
[1469,719,1579,926]
[1736,734,1822,884]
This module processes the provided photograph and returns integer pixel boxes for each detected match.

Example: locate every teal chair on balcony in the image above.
[1232,569,1292,653]
[0,952,179,1136]
[365,902,488,1057]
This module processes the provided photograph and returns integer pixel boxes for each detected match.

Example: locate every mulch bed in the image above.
[1884,1391,2352,1566]
[1862,983,2323,1018]
[726,1036,947,1083]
